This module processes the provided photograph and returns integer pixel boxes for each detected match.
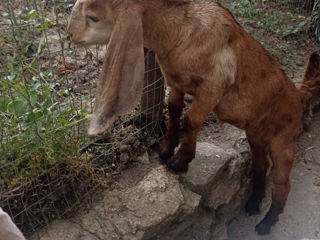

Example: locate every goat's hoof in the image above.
[245,197,261,215]
[255,221,271,235]
[166,154,189,173]
[167,161,189,173]
[159,139,176,164]
[159,149,174,164]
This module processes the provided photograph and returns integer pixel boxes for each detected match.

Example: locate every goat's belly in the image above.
[214,104,249,129]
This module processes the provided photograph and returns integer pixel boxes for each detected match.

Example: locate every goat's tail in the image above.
[299,52,320,107]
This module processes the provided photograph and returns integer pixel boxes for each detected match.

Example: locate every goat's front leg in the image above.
[166,90,220,172]
[159,88,184,163]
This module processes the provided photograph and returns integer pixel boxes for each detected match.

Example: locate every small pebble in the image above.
[119,144,130,153]
[120,153,129,162]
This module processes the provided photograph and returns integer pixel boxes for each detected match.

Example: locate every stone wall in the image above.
[31,142,251,240]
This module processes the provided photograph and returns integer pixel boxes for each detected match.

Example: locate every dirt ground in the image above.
[196,16,320,240]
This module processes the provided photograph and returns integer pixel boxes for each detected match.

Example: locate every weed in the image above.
[0,0,89,192]
[228,0,310,37]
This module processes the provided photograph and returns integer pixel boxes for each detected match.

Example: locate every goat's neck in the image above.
[141,3,194,59]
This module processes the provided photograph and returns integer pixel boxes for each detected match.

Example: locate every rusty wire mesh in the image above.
[0,0,164,237]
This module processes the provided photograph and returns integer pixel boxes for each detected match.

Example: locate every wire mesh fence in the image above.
[0,0,164,237]
[227,0,319,39]
[0,0,317,238]
[252,0,315,15]
[311,0,320,42]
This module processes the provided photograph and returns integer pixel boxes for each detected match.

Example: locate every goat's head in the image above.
[67,0,115,45]
[67,0,145,135]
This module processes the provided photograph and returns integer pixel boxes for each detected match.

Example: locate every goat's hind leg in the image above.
[159,88,184,163]
[245,133,268,215]
[255,135,295,235]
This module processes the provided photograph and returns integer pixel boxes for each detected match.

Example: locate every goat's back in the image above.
[144,0,305,139]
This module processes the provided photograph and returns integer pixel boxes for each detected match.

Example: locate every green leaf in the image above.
[7,74,17,81]
[58,89,69,96]
[0,99,10,112]
[1,80,9,88]
[7,99,28,117]
[26,9,38,20]
[37,37,46,56]
[37,22,49,32]
[30,92,38,106]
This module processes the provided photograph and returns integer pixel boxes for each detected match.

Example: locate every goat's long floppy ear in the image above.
[88,10,145,135]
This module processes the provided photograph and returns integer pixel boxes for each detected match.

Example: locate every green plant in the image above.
[0,1,91,191]
[0,54,90,189]
[228,0,310,37]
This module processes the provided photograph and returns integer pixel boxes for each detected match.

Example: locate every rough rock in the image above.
[181,142,234,196]
[136,151,150,164]
[30,220,99,240]
[32,142,250,240]
[210,183,250,240]
[204,148,249,209]
[81,166,201,240]
[176,143,250,240]
[180,142,250,208]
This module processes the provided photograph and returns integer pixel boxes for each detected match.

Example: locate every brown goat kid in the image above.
[67,0,320,235]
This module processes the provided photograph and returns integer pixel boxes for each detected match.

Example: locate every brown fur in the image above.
[67,0,320,235]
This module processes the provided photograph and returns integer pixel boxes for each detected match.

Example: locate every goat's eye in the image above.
[87,15,99,23]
